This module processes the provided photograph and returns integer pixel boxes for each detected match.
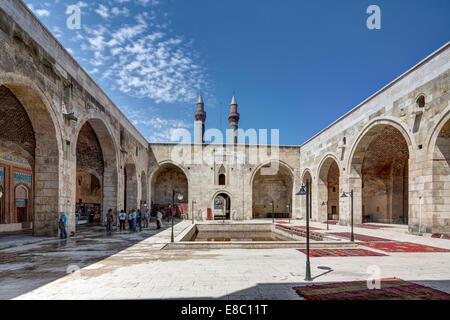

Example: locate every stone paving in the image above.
[0,219,449,300]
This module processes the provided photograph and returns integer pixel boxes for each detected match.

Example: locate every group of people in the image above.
[58,207,169,239]
[111,208,165,233]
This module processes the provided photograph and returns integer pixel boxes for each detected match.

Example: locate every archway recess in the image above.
[301,170,313,220]
[350,124,410,224]
[213,192,231,220]
[431,118,450,232]
[75,119,118,222]
[0,83,60,235]
[317,157,340,222]
[252,162,293,219]
[150,162,188,216]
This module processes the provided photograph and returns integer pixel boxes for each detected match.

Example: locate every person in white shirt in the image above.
[156,210,163,229]
[119,210,126,232]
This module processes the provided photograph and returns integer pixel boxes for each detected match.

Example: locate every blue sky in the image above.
[26,0,450,145]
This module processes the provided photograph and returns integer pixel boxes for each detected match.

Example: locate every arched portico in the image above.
[317,155,341,223]
[212,191,231,220]
[74,118,118,223]
[426,110,450,233]
[150,161,189,216]
[347,119,413,225]
[0,74,62,236]
[251,161,294,219]
[301,169,313,220]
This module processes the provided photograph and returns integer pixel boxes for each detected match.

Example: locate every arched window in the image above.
[219,174,226,185]
[416,95,425,108]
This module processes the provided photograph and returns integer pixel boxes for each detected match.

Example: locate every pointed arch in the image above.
[0,73,62,236]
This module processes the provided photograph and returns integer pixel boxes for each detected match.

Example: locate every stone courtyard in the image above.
[0,220,449,300]
[0,0,449,302]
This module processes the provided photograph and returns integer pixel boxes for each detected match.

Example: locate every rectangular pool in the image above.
[182,223,292,242]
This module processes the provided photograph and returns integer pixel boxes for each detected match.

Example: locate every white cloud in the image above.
[120,105,192,142]
[136,0,159,6]
[95,4,109,18]
[75,12,208,104]
[52,26,63,38]
[27,4,51,17]
[74,1,88,8]
[111,7,130,16]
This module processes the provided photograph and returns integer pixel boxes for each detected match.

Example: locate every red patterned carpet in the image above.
[361,241,450,252]
[328,232,393,242]
[297,248,387,257]
[292,278,450,300]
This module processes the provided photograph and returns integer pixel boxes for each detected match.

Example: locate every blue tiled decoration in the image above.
[14,172,32,183]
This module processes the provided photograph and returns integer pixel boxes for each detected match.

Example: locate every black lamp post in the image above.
[192,200,196,225]
[270,200,274,224]
[171,189,184,243]
[296,179,312,281]
[321,201,329,230]
[340,190,354,242]
[287,202,290,224]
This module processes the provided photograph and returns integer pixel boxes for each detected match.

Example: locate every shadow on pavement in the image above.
[0,220,181,300]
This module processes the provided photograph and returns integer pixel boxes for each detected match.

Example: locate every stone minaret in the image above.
[228,95,240,144]
[194,95,206,144]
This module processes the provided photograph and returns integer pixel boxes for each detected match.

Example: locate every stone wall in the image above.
[299,43,450,233]
[0,2,148,235]
[148,143,301,221]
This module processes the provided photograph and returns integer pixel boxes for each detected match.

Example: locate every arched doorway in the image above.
[431,117,450,232]
[302,170,313,220]
[350,124,410,224]
[213,193,231,220]
[0,155,33,229]
[252,162,293,219]
[151,163,188,217]
[75,122,104,223]
[15,183,30,225]
[318,157,340,222]
[0,83,60,235]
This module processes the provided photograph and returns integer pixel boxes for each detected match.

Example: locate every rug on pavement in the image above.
[323,220,338,225]
[328,232,393,242]
[297,248,387,257]
[361,241,450,252]
[292,278,450,300]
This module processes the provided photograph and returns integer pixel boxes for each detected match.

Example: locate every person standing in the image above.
[58,213,67,239]
[131,209,137,232]
[137,209,142,232]
[106,209,114,234]
[143,209,150,228]
[119,209,126,232]
[128,210,133,230]
[88,210,94,224]
[156,210,162,229]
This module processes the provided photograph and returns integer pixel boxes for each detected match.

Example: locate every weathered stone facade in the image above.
[299,47,450,233]
[0,1,148,236]
[0,0,448,236]
[148,143,301,221]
